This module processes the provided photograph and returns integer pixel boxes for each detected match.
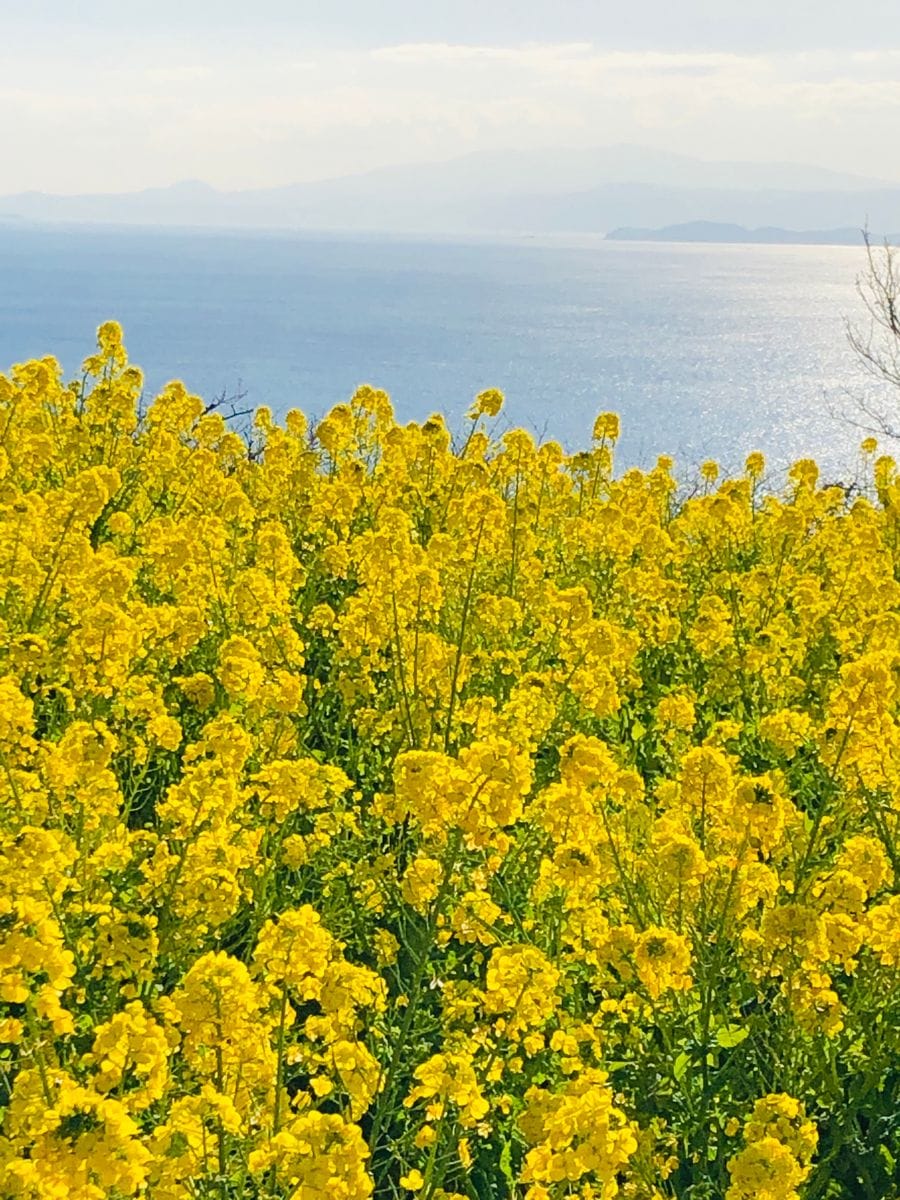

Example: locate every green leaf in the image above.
[716,1024,749,1049]
[673,1051,690,1082]
[499,1139,514,1185]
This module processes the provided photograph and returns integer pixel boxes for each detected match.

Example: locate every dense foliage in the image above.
[1,323,899,1199]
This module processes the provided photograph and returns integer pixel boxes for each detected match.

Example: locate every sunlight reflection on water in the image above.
[0,226,891,477]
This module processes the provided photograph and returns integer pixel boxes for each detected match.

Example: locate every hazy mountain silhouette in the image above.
[1,145,897,235]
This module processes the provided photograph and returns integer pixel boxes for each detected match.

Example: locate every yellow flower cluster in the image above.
[726,1094,818,1200]
[1,322,899,1197]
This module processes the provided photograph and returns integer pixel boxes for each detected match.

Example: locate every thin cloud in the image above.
[143,65,213,84]
[2,40,900,191]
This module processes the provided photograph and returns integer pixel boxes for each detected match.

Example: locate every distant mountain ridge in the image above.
[606,221,899,246]
[2,145,899,236]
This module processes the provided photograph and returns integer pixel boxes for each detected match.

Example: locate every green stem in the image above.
[443,514,487,752]
[368,825,466,1162]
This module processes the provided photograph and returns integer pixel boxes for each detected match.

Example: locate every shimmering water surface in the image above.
[0,224,887,473]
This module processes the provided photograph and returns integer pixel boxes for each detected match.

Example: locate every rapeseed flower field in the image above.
[1,322,899,1199]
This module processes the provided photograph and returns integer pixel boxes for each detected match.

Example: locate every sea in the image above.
[0,223,891,478]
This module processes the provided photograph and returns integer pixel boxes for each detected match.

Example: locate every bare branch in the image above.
[203,379,250,417]
[843,227,900,442]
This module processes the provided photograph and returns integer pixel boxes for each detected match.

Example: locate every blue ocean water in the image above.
[0,223,887,474]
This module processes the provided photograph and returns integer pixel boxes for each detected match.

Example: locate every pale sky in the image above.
[3,0,900,193]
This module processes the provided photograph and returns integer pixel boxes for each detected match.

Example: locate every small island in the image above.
[606,220,899,246]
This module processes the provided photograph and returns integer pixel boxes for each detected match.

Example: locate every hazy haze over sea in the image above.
[0,224,889,477]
